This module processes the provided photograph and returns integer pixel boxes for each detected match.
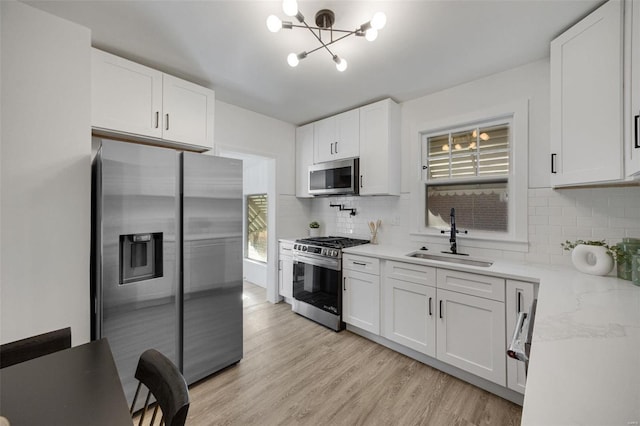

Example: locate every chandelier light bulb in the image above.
[282,0,298,17]
[365,28,378,42]
[371,12,387,30]
[287,53,300,67]
[333,56,348,72]
[480,132,490,141]
[266,15,283,32]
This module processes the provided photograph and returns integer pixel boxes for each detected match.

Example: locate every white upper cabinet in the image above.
[92,48,215,151]
[550,0,624,186]
[295,123,314,198]
[359,99,401,195]
[161,74,215,149]
[313,109,359,163]
[627,0,640,177]
[92,49,163,139]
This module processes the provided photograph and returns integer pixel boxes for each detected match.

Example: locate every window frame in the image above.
[413,100,529,248]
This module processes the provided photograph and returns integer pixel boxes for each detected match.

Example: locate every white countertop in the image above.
[342,244,640,425]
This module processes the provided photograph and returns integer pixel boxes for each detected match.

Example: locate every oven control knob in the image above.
[333,250,339,257]
[302,246,307,252]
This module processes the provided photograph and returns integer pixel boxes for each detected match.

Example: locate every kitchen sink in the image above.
[407,251,493,267]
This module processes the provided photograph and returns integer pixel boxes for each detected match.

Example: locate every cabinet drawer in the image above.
[343,254,379,274]
[436,269,505,302]
[384,261,436,286]
[279,241,294,256]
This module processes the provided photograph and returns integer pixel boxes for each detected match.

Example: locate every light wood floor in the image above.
[185,282,522,425]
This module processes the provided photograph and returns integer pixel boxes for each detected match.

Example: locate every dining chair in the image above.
[130,349,190,426]
[0,327,71,369]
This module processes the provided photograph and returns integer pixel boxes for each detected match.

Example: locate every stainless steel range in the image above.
[292,236,369,331]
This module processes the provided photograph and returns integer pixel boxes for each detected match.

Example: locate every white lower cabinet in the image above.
[343,254,380,334]
[436,288,506,386]
[382,261,437,356]
[505,280,536,394]
[380,261,508,387]
[278,241,293,300]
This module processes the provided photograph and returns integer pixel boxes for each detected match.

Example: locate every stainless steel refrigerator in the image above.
[91,139,243,404]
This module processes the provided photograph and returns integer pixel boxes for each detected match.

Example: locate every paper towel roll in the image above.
[571,244,614,276]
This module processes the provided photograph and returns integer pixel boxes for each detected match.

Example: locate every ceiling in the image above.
[24,0,601,125]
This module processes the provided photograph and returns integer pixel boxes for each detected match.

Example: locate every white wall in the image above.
[221,153,271,288]
[310,59,640,266]
[214,101,310,302]
[0,1,91,345]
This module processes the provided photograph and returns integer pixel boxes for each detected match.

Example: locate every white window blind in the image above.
[424,121,510,181]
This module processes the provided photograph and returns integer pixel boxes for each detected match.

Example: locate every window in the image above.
[246,194,268,262]
[418,100,528,245]
[424,120,510,233]
[425,123,510,180]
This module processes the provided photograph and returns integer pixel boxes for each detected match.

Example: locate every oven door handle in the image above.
[293,253,340,271]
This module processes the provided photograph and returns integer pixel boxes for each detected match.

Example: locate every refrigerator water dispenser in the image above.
[119,233,163,284]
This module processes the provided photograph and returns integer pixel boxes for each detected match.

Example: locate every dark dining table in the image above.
[0,338,132,426]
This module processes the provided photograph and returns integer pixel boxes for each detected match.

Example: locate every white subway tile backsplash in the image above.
[306,187,640,266]
[625,207,640,218]
[530,215,549,225]
[529,196,548,207]
[549,215,576,226]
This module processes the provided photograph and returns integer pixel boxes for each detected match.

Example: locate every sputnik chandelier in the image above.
[266,0,386,72]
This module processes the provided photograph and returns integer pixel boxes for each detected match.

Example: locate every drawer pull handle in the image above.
[353,262,367,266]
[155,111,159,129]
[439,300,443,319]
[165,113,170,131]
[517,291,522,314]
[635,115,639,149]
[551,153,557,174]
[343,277,346,291]
[428,297,432,316]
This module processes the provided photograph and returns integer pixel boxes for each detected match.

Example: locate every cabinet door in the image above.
[162,74,215,150]
[505,280,535,394]
[359,99,400,195]
[550,0,623,186]
[280,254,293,299]
[295,123,314,198]
[628,0,640,177]
[383,277,436,357]
[343,270,380,335]
[436,289,506,385]
[91,48,162,138]
[313,109,359,163]
[314,115,336,163]
[278,242,294,299]
[334,109,360,160]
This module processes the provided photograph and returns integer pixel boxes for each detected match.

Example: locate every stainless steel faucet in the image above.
[449,208,457,254]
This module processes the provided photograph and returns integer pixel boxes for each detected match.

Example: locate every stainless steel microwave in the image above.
[308,158,359,196]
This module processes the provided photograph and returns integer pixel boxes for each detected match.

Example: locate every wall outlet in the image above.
[391,216,401,226]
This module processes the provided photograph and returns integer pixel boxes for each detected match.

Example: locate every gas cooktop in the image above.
[295,236,370,249]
